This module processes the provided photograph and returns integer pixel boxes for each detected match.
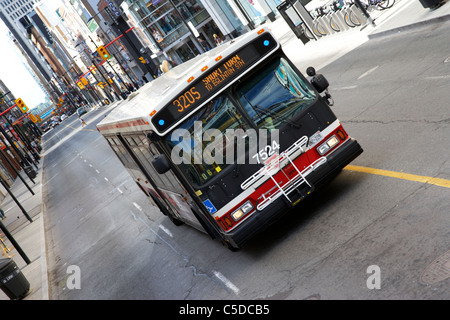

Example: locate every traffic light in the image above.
[15,98,29,113]
[97,45,111,60]
[139,57,147,64]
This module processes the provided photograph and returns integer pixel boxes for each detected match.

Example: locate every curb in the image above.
[368,13,450,39]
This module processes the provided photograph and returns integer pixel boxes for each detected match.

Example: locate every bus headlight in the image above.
[232,201,253,221]
[317,135,339,155]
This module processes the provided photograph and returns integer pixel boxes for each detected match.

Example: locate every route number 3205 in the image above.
[173,87,201,113]
[252,141,280,164]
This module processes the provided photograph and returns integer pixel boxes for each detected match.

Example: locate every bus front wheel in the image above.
[168,213,184,226]
[222,240,240,252]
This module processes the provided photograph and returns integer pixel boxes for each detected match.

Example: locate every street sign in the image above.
[29,113,37,123]
[41,108,55,119]
[105,0,121,16]
[104,6,117,24]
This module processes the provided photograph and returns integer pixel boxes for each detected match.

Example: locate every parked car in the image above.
[61,114,68,121]
[77,107,87,116]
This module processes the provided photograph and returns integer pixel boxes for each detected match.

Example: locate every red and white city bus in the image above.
[97,27,363,250]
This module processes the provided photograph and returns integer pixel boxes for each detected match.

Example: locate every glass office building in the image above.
[230,0,283,28]
[125,0,247,65]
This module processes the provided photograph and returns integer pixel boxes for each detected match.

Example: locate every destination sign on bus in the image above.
[152,33,277,134]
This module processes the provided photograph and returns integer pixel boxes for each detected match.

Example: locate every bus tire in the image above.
[168,212,184,226]
[222,240,240,252]
[189,202,221,240]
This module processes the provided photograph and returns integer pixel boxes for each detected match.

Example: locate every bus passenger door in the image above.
[121,134,205,232]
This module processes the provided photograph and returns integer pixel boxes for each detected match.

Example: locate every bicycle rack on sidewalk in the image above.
[278,0,388,42]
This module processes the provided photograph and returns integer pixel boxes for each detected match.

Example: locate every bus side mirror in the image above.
[152,154,171,174]
[306,67,316,76]
[307,66,329,93]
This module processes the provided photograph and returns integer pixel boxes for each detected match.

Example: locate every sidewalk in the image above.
[0,162,47,300]
[0,102,120,301]
[269,0,450,70]
[1,0,450,300]
[368,0,450,38]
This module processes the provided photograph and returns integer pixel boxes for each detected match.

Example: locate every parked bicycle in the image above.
[303,0,396,39]
[360,0,396,10]
[344,0,396,27]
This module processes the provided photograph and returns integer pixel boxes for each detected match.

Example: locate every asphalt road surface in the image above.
[42,21,450,301]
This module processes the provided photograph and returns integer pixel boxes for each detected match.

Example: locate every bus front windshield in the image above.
[165,96,252,187]
[236,57,317,130]
[164,56,317,187]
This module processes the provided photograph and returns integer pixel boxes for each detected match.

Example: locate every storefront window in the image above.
[236,0,266,26]
[264,0,282,15]
[215,0,246,35]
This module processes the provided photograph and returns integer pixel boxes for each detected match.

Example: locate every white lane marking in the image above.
[104,177,109,182]
[213,271,240,295]
[159,225,173,237]
[357,66,379,80]
[133,202,142,211]
[129,210,240,295]
[333,85,358,91]
[425,75,450,80]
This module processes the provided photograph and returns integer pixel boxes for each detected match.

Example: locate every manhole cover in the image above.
[420,250,450,285]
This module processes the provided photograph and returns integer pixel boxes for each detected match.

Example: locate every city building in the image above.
[85,0,159,82]
[35,0,126,106]
[0,0,54,82]
[121,0,248,65]
[229,0,283,29]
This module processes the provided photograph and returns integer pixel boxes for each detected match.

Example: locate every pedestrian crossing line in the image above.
[344,165,450,189]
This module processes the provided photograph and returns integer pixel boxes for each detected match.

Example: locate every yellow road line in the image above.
[344,165,450,189]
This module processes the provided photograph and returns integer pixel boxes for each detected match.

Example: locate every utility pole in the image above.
[0,220,31,264]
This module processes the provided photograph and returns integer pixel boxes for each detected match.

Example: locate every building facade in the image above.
[229,0,283,29]
[123,0,248,65]
[0,0,54,82]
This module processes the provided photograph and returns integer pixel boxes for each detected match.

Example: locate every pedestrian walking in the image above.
[0,209,6,220]
[79,117,86,127]
[198,37,211,51]
[213,34,223,46]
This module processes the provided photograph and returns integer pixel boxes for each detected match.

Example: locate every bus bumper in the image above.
[226,138,363,249]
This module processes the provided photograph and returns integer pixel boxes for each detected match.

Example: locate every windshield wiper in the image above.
[254,103,301,129]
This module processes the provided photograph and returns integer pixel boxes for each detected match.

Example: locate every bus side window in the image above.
[106,137,139,171]
[126,135,184,195]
